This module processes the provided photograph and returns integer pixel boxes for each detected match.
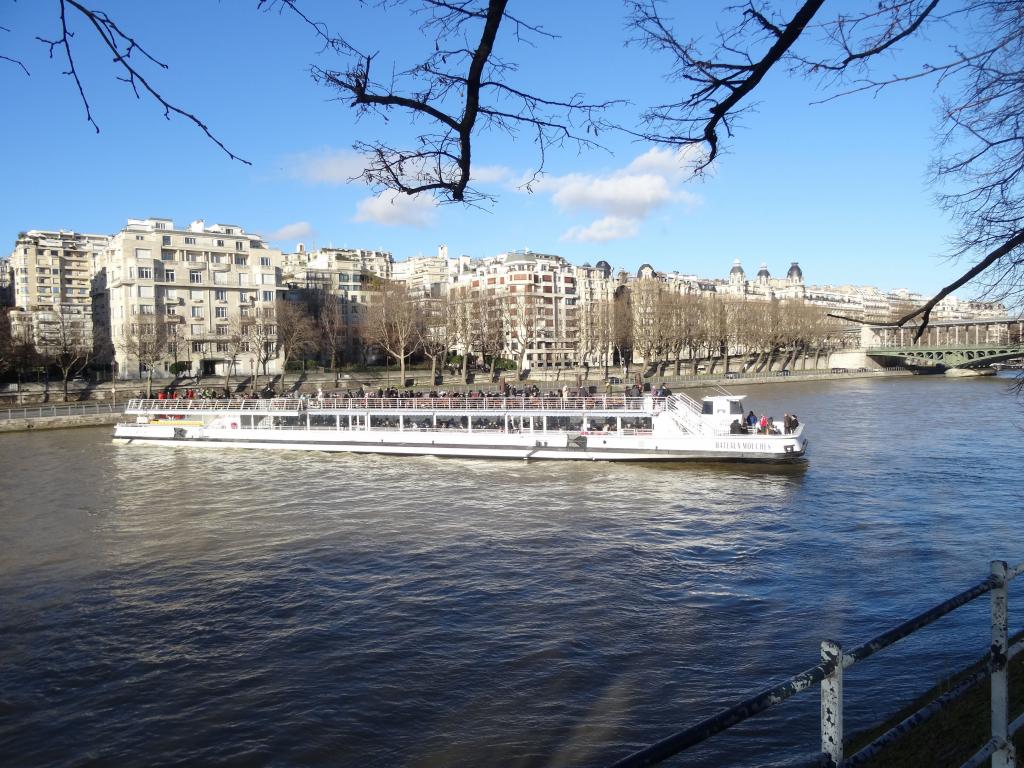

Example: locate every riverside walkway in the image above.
[0,402,125,433]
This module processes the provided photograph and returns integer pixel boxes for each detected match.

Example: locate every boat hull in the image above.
[112,424,808,463]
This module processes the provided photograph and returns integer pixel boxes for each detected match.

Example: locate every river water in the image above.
[0,373,1021,767]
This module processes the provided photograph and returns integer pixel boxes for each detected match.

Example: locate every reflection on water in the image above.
[0,373,1021,767]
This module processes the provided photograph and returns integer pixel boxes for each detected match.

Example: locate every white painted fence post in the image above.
[991,560,1016,768]
[821,639,844,767]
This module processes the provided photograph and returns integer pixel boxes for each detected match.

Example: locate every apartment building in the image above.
[281,244,395,362]
[95,218,285,382]
[4,229,109,356]
[452,250,579,370]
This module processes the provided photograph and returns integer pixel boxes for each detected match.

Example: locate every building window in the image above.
[164,269,175,282]
[238,273,249,285]
[139,304,154,315]
[224,228,234,235]
[234,255,247,266]
[214,289,227,301]
[190,271,202,284]
[215,306,227,318]
[214,272,228,286]
[215,325,228,336]
[190,306,204,318]
[184,237,196,245]
[262,291,274,302]
[166,305,177,316]
[216,342,229,352]
[260,256,271,267]
[161,250,175,261]
[216,239,225,247]
[138,285,154,298]
[138,267,153,279]
[162,235,171,245]
[192,341,204,353]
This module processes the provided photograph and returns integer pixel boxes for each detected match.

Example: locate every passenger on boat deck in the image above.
[746,410,757,427]
[729,419,745,435]
[783,413,793,434]
[758,415,768,434]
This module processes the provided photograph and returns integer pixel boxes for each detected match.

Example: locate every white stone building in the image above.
[94,218,285,382]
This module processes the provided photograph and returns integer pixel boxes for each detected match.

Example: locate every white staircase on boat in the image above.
[664,394,709,435]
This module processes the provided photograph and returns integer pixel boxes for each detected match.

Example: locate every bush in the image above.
[169,361,191,375]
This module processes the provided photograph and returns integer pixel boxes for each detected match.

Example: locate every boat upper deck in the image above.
[125,395,669,415]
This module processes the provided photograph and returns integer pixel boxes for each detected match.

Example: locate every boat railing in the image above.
[126,396,659,413]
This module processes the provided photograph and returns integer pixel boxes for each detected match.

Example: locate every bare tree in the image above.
[500,287,544,374]
[38,305,92,402]
[364,280,422,385]
[416,292,457,384]
[276,300,318,393]
[0,309,12,380]
[611,287,634,375]
[314,290,348,385]
[121,318,171,398]
[280,0,618,202]
[248,307,279,394]
[629,0,1024,335]
[217,318,251,396]
[631,278,665,373]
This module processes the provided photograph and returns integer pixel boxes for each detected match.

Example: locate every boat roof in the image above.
[702,394,746,401]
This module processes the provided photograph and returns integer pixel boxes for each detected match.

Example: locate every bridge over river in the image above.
[862,318,1024,369]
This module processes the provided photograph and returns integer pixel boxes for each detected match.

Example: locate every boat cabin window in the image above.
[730,400,744,415]
[702,401,714,415]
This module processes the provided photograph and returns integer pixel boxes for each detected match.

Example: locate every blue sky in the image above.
[0,1,971,294]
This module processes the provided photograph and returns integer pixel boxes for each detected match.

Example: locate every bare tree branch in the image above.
[895,229,1024,338]
[628,0,827,168]
[37,0,249,162]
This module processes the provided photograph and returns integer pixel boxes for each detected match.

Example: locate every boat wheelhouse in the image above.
[113,392,807,462]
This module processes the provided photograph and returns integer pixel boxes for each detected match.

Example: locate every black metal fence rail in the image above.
[608,559,1023,768]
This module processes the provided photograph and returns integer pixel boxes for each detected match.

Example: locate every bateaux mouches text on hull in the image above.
[113,393,807,463]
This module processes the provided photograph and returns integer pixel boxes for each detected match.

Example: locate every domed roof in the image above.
[594,260,612,277]
[787,261,803,279]
[729,258,744,276]
[581,262,592,268]
[757,262,771,278]
[637,263,655,277]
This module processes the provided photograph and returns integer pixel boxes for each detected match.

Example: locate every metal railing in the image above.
[126,395,676,414]
[609,559,1024,768]
[0,402,126,421]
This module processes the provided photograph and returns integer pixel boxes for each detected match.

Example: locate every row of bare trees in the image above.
[0,285,851,400]
[345,279,852,382]
[0,306,94,401]
[577,282,850,377]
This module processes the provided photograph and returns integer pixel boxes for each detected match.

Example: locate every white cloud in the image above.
[354,191,437,228]
[471,164,514,184]
[526,147,704,242]
[561,216,640,243]
[286,148,366,185]
[549,173,675,218]
[263,221,313,242]
[625,145,707,180]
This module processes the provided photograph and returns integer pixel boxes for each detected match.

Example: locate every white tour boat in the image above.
[113,392,807,463]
